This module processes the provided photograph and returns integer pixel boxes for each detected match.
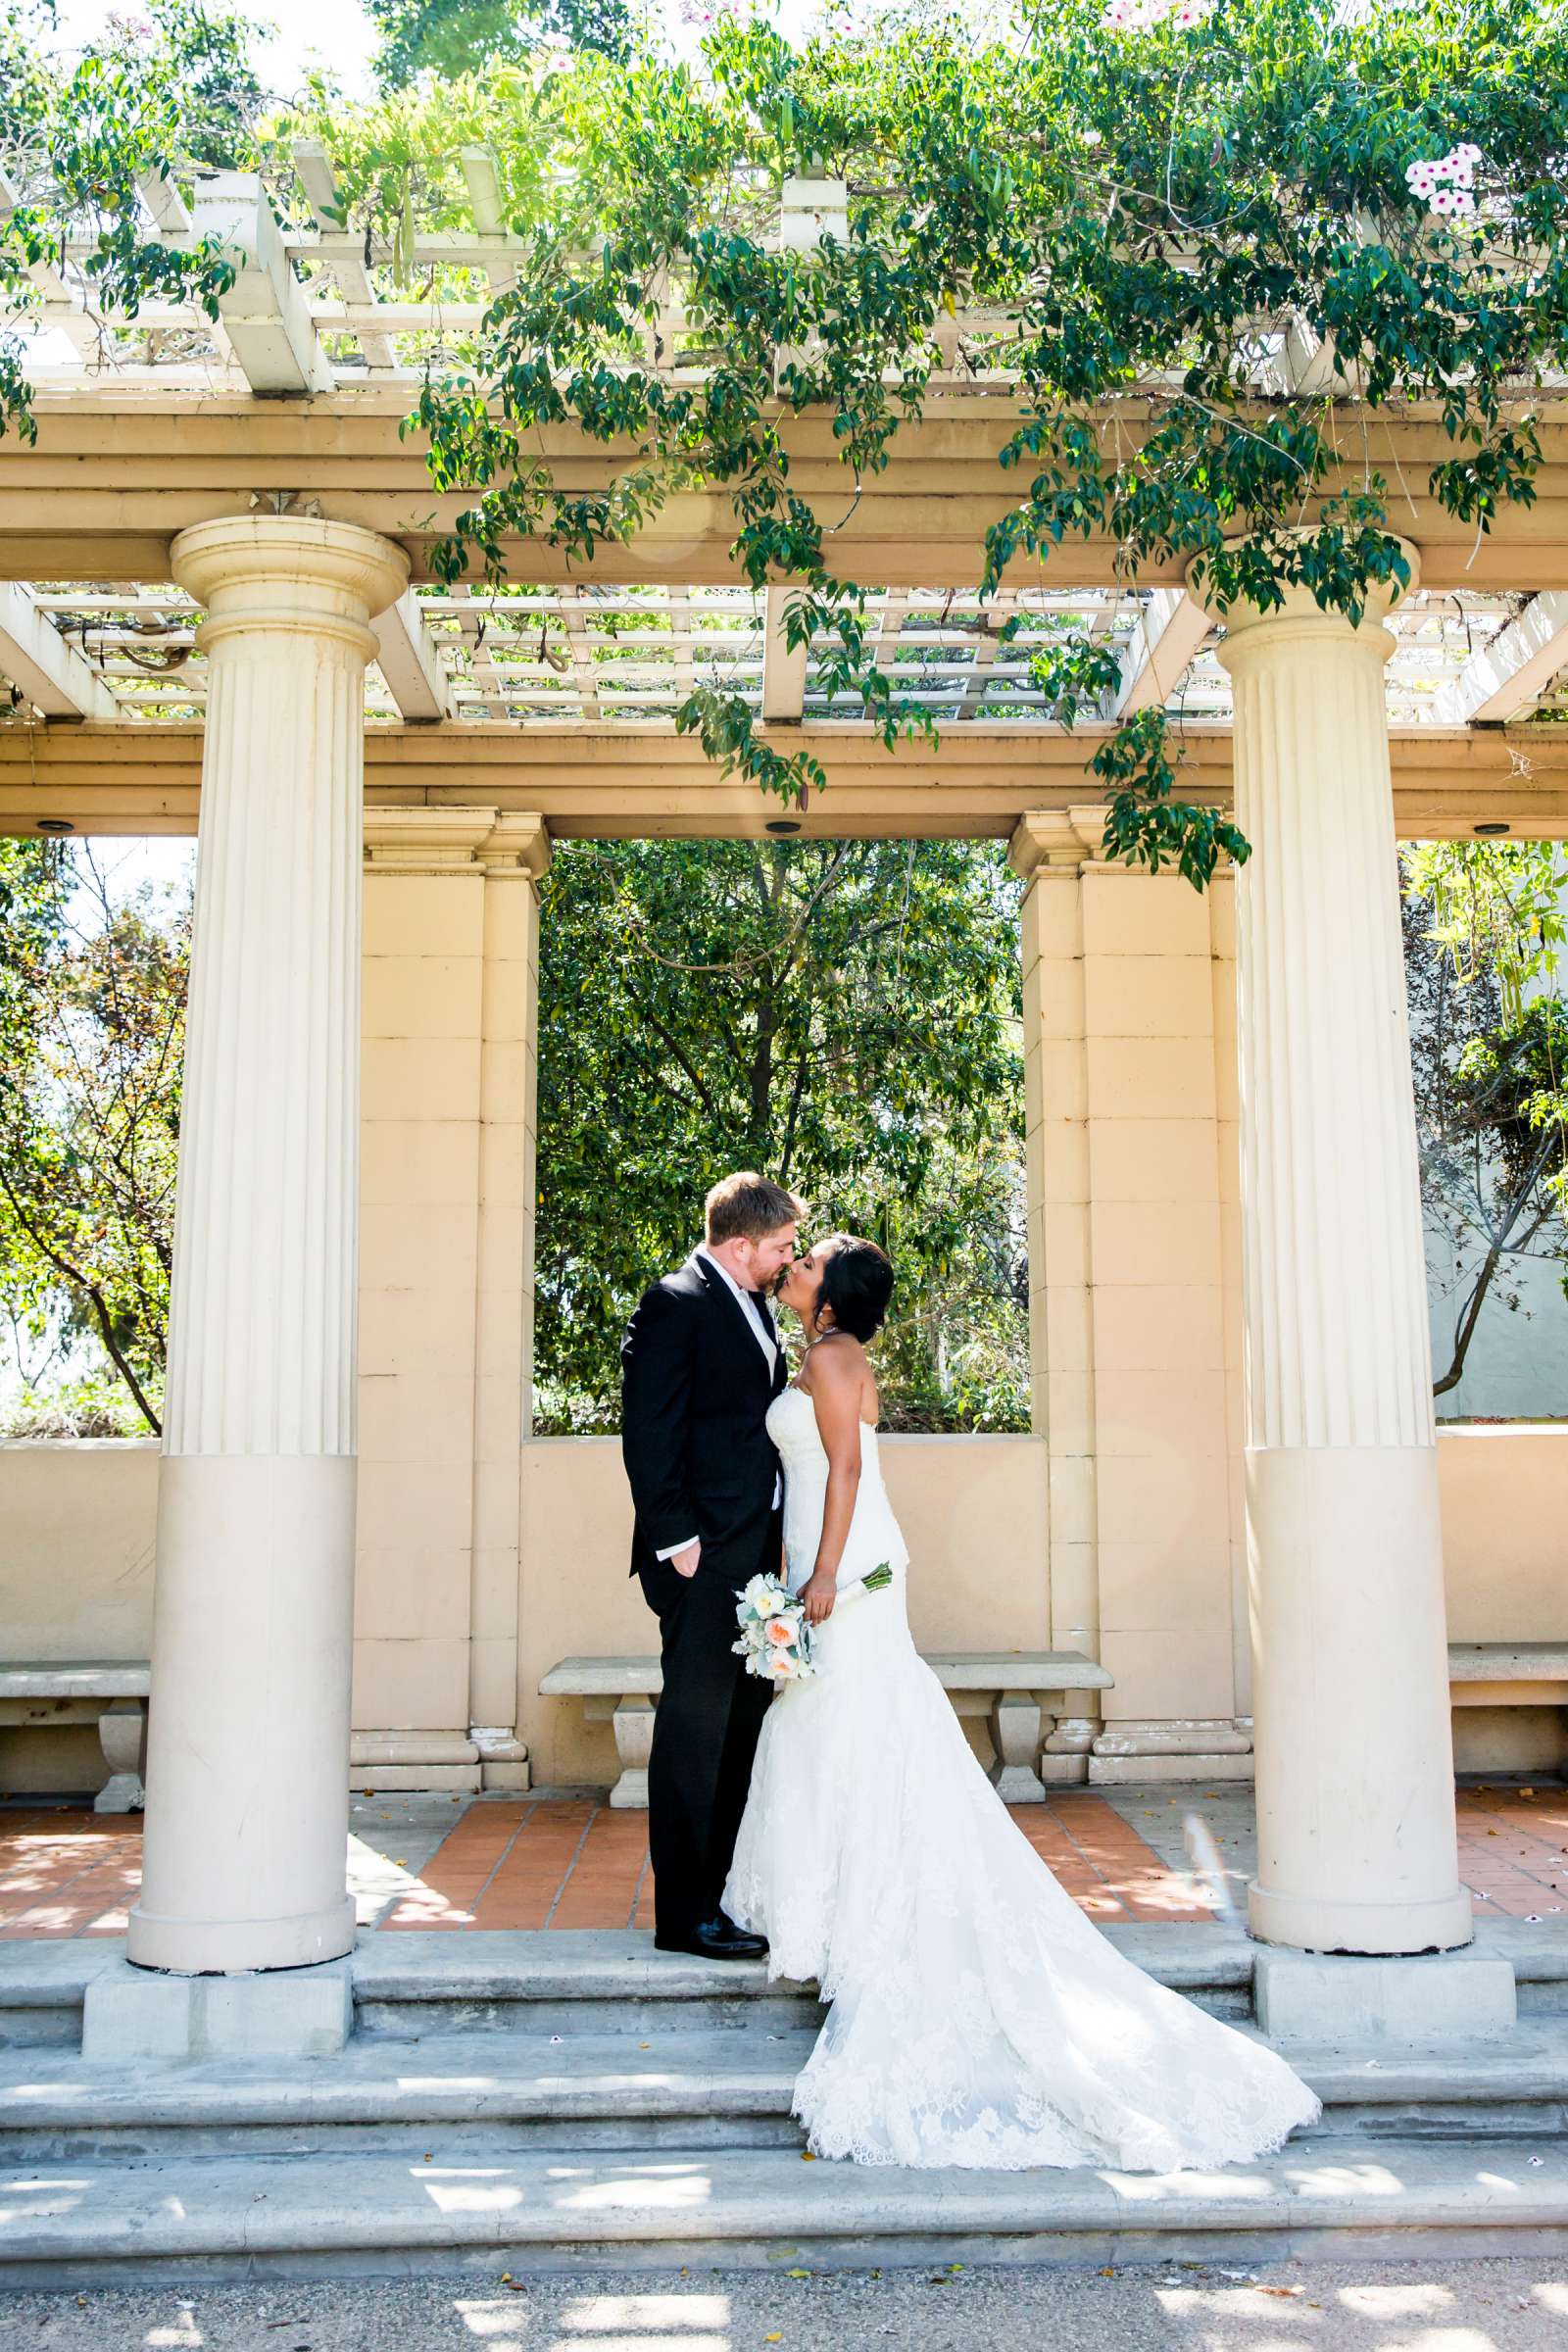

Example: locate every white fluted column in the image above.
[128,517,409,1975]
[1215,555,1471,1956]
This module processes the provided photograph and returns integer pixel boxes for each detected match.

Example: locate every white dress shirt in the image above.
[655,1246,782,1561]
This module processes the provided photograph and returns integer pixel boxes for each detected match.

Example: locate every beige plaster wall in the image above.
[0,1439,159,1656]
[1,1421,1564,1788]
[517,1433,1052,1785]
[1440,1426,1568,1642]
[0,1438,158,1790]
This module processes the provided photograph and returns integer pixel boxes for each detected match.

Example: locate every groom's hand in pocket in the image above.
[671,1540,702,1580]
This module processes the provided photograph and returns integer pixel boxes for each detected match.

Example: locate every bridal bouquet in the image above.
[733,1574,817,1684]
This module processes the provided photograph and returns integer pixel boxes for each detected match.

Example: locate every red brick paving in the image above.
[5,1784,1563,1940]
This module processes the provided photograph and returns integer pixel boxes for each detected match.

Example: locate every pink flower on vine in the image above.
[1406,142,1483,220]
[1103,0,1213,26]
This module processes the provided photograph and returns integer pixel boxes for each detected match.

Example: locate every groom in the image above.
[621,1171,804,1959]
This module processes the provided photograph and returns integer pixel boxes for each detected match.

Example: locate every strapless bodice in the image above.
[766,1383,887,1480]
[765,1384,906,1593]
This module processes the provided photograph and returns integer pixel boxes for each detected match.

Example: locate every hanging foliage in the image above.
[394,0,1568,881]
[7,1,1568,877]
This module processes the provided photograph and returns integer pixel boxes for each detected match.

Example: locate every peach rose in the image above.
[765,1616,796,1646]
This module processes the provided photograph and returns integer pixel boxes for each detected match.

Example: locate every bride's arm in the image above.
[799,1344,864,1626]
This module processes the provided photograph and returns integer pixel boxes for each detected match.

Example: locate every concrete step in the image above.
[0,2027,822,2157]
[348,1923,1256,2037]
[7,1900,1568,2048]
[9,2022,1568,2161]
[351,1931,827,2038]
[5,2134,1568,2282]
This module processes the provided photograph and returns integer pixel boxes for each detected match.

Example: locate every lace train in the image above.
[724,1389,1320,2172]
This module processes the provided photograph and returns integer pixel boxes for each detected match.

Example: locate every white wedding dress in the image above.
[723,1384,1321,2172]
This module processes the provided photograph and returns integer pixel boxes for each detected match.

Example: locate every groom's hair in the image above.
[705,1171,808,1246]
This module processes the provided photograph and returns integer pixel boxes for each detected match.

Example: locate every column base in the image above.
[1253,1948,1513,2045]
[125,1891,357,1976]
[1249,1878,1473,1958]
[82,1954,353,2060]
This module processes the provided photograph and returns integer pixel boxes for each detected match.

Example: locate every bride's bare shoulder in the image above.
[796,1332,865,1398]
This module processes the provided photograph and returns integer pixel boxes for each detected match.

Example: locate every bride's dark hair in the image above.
[814,1235,894,1343]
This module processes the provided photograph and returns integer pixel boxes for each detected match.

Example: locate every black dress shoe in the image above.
[655,1916,768,1961]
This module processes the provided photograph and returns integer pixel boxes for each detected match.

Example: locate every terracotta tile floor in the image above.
[4,1782,1563,1941]
[0,1812,141,1940]
[1455,1781,1568,1920]
[0,1791,1210,1939]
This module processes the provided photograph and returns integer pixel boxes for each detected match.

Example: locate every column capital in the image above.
[363,807,550,877]
[1008,808,1102,879]
[480,810,552,880]
[1187,535,1420,671]
[172,515,410,662]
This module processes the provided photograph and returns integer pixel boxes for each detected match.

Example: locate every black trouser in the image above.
[637,1521,778,1939]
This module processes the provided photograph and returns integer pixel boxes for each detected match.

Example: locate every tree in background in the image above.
[0,843,188,1434]
[364,0,634,89]
[1403,840,1568,1402]
[534,836,1027,1432]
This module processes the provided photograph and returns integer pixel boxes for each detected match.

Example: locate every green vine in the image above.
[395,0,1568,886]
[7,0,1568,887]
[0,2,249,443]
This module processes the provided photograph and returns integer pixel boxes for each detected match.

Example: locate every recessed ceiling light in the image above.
[36,817,74,835]
[765,819,802,835]
[1473,821,1510,836]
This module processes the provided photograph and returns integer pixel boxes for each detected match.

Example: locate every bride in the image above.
[724,1232,1321,2173]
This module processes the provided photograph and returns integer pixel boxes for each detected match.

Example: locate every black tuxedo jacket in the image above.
[620,1251,788,1587]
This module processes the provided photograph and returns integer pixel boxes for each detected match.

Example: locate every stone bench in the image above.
[0,1663,150,1813]
[1447,1644,1568,1776]
[1448,1643,1568,1709]
[540,1649,1114,1808]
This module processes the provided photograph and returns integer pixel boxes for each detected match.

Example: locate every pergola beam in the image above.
[291,142,396,370]
[3,721,1564,840]
[1114,591,1212,715]
[186,172,333,398]
[369,588,456,722]
[10,394,1568,592]
[1434,591,1568,723]
[457,147,518,298]
[0,583,120,721]
[760,586,809,721]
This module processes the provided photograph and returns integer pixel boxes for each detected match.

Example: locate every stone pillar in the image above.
[355,809,546,1795]
[1012,813,1244,1788]
[470,815,547,1778]
[1215,558,1472,1956]
[127,516,409,1977]
[1013,818,1098,1781]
